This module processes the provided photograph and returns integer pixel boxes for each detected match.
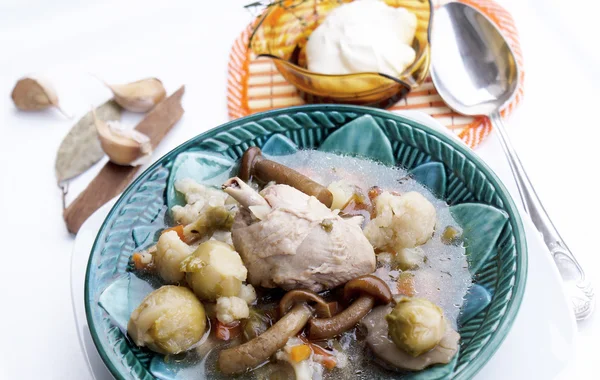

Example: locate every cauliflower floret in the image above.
[395,246,425,270]
[210,230,234,246]
[216,296,250,324]
[238,284,257,304]
[175,178,228,205]
[155,231,193,283]
[276,337,324,380]
[376,252,394,267]
[364,191,436,250]
[171,202,205,225]
[171,178,229,224]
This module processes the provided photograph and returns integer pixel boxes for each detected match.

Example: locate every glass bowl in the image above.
[248,0,433,108]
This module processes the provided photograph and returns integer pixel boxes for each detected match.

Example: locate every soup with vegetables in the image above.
[126,147,471,379]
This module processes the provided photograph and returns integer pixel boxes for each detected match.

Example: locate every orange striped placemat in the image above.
[227,0,525,148]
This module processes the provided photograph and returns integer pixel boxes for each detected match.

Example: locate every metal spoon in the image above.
[431,2,594,320]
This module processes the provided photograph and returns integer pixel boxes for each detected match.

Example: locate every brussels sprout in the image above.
[127,286,206,355]
[385,297,446,357]
[180,240,247,301]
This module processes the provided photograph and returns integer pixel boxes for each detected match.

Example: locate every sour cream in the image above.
[306,0,417,77]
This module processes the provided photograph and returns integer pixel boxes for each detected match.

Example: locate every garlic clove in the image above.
[92,108,152,166]
[104,77,166,112]
[11,77,70,117]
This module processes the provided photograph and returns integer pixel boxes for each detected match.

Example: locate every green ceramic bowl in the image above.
[85,105,527,379]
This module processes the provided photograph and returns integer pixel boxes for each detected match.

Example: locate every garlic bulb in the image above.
[92,109,152,166]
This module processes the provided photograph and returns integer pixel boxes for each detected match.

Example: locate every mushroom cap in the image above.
[344,275,393,305]
[240,146,263,182]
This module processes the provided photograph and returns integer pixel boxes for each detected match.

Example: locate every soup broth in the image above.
[140,150,471,379]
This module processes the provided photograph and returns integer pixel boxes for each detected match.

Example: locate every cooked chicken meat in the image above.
[223,177,376,292]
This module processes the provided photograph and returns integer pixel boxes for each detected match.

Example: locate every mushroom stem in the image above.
[218,303,312,375]
[308,275,392,340]
[222,177,270,208]
[309,296,375,340]
[240,147,333,207]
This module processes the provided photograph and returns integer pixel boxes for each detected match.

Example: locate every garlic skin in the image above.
[11,77,69,117]
[92,109,152,166]
[106,78,166,112]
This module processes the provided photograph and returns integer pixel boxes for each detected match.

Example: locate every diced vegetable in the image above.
[290,344,312,362]
[162,225,185,241]
[131,252,153,271]
[397,272,416,296]
[441,226,462,245]
[393,247,425,271]
[327,180,356,210]
[298,336,338,370]
[367,186,383,202]
[310,344,337,370]
[215,320,242,341]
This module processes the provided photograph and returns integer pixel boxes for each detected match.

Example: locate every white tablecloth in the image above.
[0,0,597,379]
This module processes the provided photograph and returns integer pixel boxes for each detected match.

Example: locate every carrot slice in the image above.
[298,336,338,370]
[290,344,312,362]
[131,253,146,270]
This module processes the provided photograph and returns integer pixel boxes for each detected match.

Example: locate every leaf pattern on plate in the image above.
[98,273,155,333]
[450,203,509,274]
[318,115,395,165]
[132,226,155,248]
[410,161,447,198]
[261,133,298,156]
[459,284,493,325]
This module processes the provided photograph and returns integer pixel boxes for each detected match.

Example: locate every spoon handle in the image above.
[490,111,594,320]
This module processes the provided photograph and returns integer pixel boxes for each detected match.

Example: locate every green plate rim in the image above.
[84,104,527,380]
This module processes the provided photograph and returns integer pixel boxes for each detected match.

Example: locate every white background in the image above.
[0,0,598,379]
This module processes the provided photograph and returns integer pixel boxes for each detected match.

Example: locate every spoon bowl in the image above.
[431,3,519,116]
[431,2,594,320]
